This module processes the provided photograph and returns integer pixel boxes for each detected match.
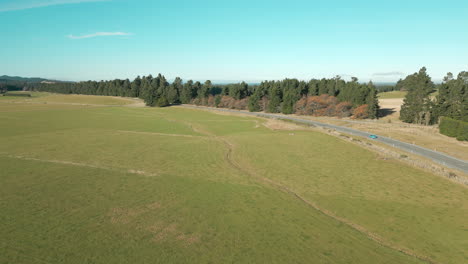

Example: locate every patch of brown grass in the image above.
[262,119,304,131]
[109,207,147,224]
[108,201,163,224]
[152,223,178,242]
[176,233,201,246]
[108,202,200,246]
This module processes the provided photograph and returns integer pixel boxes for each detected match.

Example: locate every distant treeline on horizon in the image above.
[5,68,466,140]
[35,75,380,119]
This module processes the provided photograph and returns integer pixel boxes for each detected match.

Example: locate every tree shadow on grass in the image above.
[379,108,396,118]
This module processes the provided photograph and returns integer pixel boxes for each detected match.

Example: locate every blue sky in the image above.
[1,0,467,82]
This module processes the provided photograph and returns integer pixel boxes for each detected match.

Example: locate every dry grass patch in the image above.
[108,202,201,246]
[346,122,468,160]
[289,112,468,160]
[263,119,305,131]
[108,202,163,224]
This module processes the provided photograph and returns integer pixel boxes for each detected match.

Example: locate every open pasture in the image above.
[0,94,466,264]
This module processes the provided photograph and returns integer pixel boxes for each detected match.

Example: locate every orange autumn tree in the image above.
[295,94,352,117]
[352,104,369,119]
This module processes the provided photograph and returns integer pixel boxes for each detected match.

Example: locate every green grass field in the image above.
[378,91,408,99]
[378,90,438,99]
[1,93,467,264]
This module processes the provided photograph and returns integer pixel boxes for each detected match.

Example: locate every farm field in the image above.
[377,90,438,99]
[1,92,137,105]
[378,91,408,99]
[1,93,467,264]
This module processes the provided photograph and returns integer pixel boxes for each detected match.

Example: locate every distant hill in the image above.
[0,75,60,83]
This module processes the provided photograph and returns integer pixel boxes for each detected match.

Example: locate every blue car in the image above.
[369,134,378,139]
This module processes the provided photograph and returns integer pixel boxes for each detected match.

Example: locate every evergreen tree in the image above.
[199,80,212,99]
[193,81,202,104]
[435,72,467,122]
[318,79,328,95]
[281,89,295,114]
[144,77,159,106]
[239,81,249,98]
[248,82,267,112]
[165,77,182,104]
[139,75,153,102]
[122,79,131,97]
[334,76,345,97]
[400,67,435,125]
[180,80,194,104]
[366,81,379,119]
[307,80,319,96]
[214,95,222,107]
[228,83,248,100]
[327,79,336,96]
[130,76,141,97]
[279,79,298,114]
[267,82,281,113]
[395,78,405,91]
[156,96,170,107]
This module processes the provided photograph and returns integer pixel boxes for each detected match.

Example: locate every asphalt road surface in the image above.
[183,105,468,173]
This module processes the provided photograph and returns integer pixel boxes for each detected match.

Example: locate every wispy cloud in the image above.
[372,71,404,77]
[0,0,109,12]
[67,32,133,39]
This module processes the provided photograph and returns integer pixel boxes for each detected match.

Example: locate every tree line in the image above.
[398,67,467,140]
[0,80,39,94]
[399,67,467,124]
[36,74,379,119]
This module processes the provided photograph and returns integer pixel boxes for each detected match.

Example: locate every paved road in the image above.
[183,105,468,173]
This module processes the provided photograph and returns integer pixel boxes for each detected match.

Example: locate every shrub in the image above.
[207,95,215,107]
[234,98,248,110]
[214,95,222,107]
[335,102,353,117]
[294,95,352,117]
[191,98,201,106]
[260,97,269,112]
[216,96,248,110]
[439,117,468,141]
[218,96,236,109]
[156,97,169,107]
[352,104,369,119]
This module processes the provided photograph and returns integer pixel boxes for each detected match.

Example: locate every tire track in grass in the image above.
[122,115,434,263]
[180,119,437,264]
[115,130,211,139]
[0,153,158,177]
[219,137,438,264]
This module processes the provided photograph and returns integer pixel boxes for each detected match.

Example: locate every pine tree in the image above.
[144,77,159,107]
[193,81,202,104]
[248,82,267,112]
[122,79,131,97]
[180,80,194,104]
[460,72,468,122]
[198,80,211,99]
[436,72,468,122]
[307,80,319,96]
[130,76,141,97]
[281,89,295,114]
[366,81,379,119]
[267,82,281,113]
[164,77,181,104]
[239,81,249,98]
[318,79,328,95]
[400,67,435,125]
[139,75,153,102]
